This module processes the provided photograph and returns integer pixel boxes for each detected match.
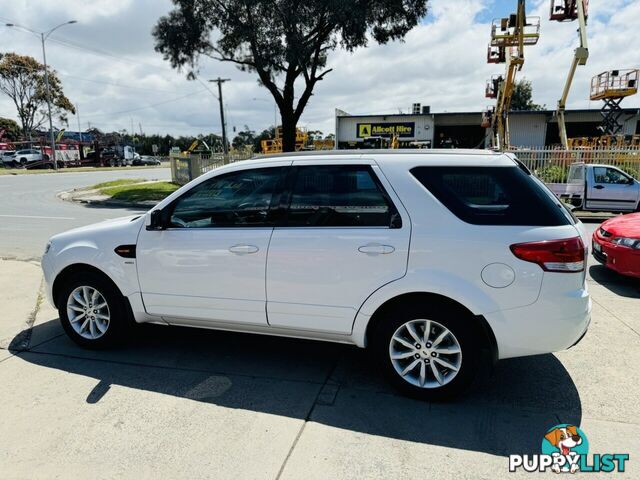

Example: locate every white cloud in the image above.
[0,0,638,138]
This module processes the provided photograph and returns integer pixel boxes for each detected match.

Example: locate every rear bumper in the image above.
[484,275,591,360]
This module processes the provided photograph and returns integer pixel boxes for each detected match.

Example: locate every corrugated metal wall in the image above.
[509,113,547,147]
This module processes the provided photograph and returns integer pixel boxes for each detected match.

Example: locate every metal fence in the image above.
[507,147,640,183]
[170,152,254,184]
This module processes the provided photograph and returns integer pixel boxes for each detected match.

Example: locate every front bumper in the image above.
[41,254,56,308]
[592,234,640,278]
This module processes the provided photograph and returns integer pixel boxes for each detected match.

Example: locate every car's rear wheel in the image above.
[371,303,480,401]
[57,272,130,348]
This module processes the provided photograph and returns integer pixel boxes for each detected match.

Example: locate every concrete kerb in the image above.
[56,185,158,209]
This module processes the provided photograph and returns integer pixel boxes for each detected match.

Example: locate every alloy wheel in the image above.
[388,319,463,388]
[66,286,110,340]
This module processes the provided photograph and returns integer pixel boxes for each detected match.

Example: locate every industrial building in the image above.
[334,107,640,149]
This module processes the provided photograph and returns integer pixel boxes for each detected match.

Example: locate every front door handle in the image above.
[229,244,259,254]
[594,185,605,190]
[358,243,395,255]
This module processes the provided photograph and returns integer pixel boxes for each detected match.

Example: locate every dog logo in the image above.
[541,424,589,474]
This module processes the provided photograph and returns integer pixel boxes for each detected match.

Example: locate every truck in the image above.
[547,163,640,213]
[114,145,137,166]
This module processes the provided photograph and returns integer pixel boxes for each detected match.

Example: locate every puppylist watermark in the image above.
[508,424,629,474]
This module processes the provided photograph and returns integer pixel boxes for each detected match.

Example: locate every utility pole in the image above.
[76,104,82,144]
[209,78,230,154]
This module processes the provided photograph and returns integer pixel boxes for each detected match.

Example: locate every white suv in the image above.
[42,150,591,399]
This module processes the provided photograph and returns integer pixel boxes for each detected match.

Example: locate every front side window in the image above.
[286,165,399,227]
[169,167,283,228]
[411,166,570,226]
[593,167,630,184]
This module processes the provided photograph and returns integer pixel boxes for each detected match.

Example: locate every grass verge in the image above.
[99,181,180,202]
[90,178,144,190]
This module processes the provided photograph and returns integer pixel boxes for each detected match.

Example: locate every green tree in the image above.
[154,0,429,152]
[253,126,276,153]
[511,78,544,111]
[0,53,75,137]
[0,117,21,141]
[232,126,256,150]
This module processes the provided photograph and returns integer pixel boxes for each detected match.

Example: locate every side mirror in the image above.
[146,209,166,231]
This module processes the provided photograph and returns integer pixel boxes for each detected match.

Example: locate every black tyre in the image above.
[371,302,480,401]
[57,272,131,348]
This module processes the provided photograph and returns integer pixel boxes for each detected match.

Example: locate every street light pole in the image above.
[41,32,57,169]
[5,20,77,170]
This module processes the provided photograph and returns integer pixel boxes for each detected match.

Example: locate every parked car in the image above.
[11,148,48,167]
[592,212,640,278]
[548,163,640,213]
[133,155,161,166]
[42,150,591,400]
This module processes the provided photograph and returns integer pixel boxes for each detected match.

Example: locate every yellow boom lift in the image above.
[550,0,589,149]
[483,0,540,149]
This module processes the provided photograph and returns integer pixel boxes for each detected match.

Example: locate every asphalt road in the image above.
[0,168,170,260]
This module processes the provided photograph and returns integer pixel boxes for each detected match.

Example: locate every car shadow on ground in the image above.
[589,264,640,298]
[10,320,581,457]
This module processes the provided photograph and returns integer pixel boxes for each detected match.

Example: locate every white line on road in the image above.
[0,214,76,220]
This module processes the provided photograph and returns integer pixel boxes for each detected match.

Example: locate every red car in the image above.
[592,213,640,278]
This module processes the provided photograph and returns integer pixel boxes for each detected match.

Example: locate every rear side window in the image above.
[286,165,399,227]
[411,166,570,226]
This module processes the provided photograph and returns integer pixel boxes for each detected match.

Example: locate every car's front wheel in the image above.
[57,272,130,348]
[372,303,480,400]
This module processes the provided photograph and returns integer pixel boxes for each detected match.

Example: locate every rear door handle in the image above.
[358,243,395,255]
[594,185,605,189]
[229,244,259,254]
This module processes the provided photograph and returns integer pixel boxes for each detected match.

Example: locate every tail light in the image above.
[510,237,585,272]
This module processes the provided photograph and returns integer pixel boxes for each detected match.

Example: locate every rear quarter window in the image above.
[410,166,570,226]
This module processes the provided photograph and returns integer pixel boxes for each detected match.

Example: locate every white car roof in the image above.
[248,149,515,168]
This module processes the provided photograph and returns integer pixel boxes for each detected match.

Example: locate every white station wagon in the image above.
[42,150,591,399]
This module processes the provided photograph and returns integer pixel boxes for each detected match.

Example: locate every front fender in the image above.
[49,240,139,299]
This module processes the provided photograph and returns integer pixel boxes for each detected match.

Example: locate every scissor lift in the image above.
[483,0,540,149]
[590,69,639,135]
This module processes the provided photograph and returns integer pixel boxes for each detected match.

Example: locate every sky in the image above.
[0,0,638,139]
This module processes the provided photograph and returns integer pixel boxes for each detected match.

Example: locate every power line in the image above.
[3,19,177,74]
[82,88,208,117]
[59,73,198,94]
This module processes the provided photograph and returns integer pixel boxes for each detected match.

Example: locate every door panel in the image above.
[137,165,287,325]
[266,163,410,334]
[137,228,272,324]
[587,166,638,211]
[266,228,409,333]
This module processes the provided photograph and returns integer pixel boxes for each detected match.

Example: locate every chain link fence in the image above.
[507,147,640,183]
